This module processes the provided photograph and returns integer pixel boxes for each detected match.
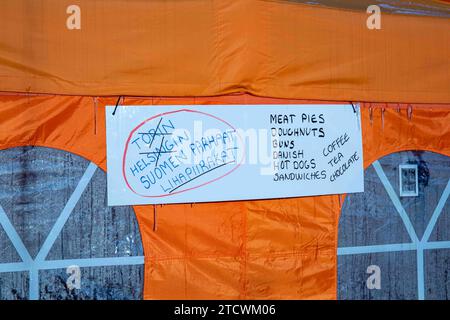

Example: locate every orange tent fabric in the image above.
[1,0,449,300]
[1,94,449,299]
[0,0,449,103]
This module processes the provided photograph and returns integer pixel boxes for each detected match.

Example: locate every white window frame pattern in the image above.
[338,160,450,300]
[0,162,144,300]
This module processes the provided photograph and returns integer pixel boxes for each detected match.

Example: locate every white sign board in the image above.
[106,104,364,205]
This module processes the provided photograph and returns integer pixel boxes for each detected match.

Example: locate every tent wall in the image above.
[1,94,449,299]
[1,0,449,300]
[0,0,449,103]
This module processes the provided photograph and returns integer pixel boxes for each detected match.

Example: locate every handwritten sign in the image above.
[106,104,364,205]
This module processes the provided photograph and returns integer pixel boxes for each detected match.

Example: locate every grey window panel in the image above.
[338,251,418,300]
[0,272,28,300]
[0,146,144,300]
[339,164,412,247]
[424,249,450,300]
[338,151,450,300]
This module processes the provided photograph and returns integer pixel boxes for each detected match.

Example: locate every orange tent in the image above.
[0,0,449,299]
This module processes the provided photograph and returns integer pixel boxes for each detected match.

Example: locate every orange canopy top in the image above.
[0,0,449,103]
